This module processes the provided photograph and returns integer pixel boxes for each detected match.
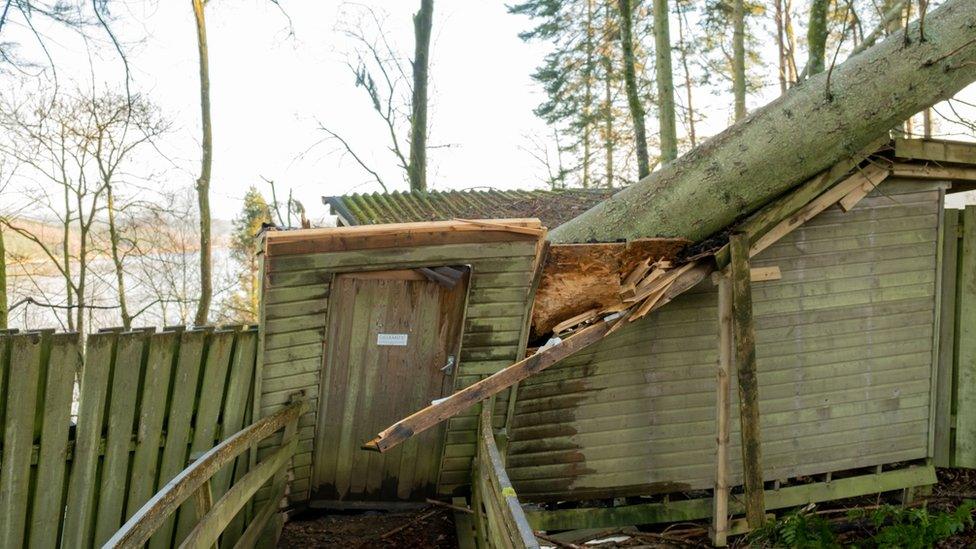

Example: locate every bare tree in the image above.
[319,2,437,192]
[191,0,213,327]
[408,0,433,191]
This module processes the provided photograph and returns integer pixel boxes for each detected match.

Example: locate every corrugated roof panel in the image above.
[324,188,618,228]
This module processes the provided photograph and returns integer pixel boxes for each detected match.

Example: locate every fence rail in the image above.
[0,326,261,548]
[471,404,539,549]
[104,397,307,549]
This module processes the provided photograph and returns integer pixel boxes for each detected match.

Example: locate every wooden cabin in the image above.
[255,138,976,543]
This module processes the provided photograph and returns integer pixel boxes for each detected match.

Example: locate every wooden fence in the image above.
[470,404,538,549]
[104,398,307,549]
[0,326,262,548]
[937,205,976,468]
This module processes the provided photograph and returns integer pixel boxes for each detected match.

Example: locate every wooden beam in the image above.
[525,464,936,531]
[710,272,733,547]
[362,318,620,453]
[750,163,889,257]
[891,162,976,181]
[730,234,765,528]
[749,266,781,282]
[713,137,890,268]
[453,218,547,236]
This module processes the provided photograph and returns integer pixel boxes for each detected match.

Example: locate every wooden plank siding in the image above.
[0,327,259,548]
[257,222,545,502]
[507,181,945,501]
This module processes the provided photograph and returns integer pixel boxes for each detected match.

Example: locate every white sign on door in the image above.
[377,333,409,346]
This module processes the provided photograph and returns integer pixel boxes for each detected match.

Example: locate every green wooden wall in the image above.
[506,180,945,501]
[258,234,543,502]
[0,326,258,548]
[936,205,976,467]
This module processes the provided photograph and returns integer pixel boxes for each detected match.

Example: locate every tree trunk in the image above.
[806,0,829,76]
[618,0,651,178]
[583,0,595,188]
[775,0,787,93]
[653,0,677,163]
[408,0,433,192]
[0,224,6,330]
[732,0,746,120]
[603,2,615,188]
[106,184,131,330]
[549,0,976,244]
[675,0,696,147]
[192,0,213,327]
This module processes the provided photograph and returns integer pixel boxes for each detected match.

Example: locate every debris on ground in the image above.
[278,505,457,548]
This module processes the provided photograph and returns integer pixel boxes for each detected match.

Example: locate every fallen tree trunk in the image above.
[550,0,976,244]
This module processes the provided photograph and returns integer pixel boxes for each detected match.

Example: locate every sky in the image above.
[2,0,975,221]
[38,0,565,221]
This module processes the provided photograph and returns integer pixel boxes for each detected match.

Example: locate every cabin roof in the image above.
[322,188,616,228]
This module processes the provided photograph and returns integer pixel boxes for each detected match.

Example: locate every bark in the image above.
[549,0,976,244]
[408,0,433,192]
[618,0,651,178]
[730,233,765,527]
[806,0,829,76]
[731,0,746,120]
[192,0,213,327]
[653,0,677,162]
[0,224,6,330]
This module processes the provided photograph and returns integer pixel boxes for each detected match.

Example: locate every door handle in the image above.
[440,355,456,375]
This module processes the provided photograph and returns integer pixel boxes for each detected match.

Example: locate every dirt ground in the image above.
[278,469,976,548]
[278,505,458,548]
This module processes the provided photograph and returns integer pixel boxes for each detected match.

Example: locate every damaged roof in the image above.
[322,188,617,228]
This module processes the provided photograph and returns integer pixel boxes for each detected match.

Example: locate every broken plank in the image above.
[750,163,890,257]
[838,175,881,212]
[362,319,620,454]
[551,308,601,335]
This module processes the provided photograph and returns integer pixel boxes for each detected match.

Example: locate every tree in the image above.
[674,0,698,147]
[513,0,647,187]
[408,0,433,191]
[89,94,170,330]
[219,187,270,324]
[806,0,829,76]
[320,2,438,192]
[618,0,651,177]
[732,0,746,120]
[0,225,5,330]
[651,0,677,163]
[191,0,213,327]
[550,0,976,244]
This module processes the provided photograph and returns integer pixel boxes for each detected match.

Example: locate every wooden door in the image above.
[312,269,469,502]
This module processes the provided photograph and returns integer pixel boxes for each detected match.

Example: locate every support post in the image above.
[729,233,766,528]
[710,272,733,546]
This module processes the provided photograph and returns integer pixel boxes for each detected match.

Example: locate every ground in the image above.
[278,469,976,547]
[278,505,458,548]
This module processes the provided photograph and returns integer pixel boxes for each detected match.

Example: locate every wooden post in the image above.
[711,272,733,546]
[729,233,766,528]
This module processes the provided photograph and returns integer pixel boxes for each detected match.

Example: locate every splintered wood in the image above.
[531,238,689,338]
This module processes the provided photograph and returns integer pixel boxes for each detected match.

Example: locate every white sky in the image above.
[3,0,975,221]
[90,0,562,220]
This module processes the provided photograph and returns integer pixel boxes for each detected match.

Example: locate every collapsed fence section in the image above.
[470,404,539,549]
[0,326,260,548]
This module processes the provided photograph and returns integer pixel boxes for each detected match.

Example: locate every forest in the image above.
[0,0,973,340]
